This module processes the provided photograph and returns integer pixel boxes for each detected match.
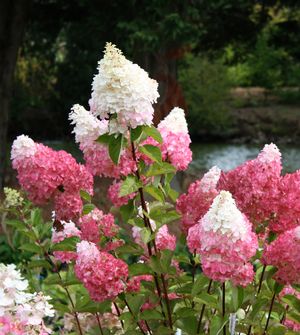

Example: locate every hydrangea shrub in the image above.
[1,42,300,335]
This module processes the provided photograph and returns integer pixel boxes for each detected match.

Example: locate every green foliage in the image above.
[179,54,233,137]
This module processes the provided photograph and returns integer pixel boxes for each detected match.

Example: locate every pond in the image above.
[188,142,300,177]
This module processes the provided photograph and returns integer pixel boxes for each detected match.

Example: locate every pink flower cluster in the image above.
[126,275,152,293]
[189,191,258,286]
[217,144,282,228]
[158,107,192,171]
[11,135,93,221]
[79,208,119,244]
[177,166,221,233]
[75,241,128,302]
[263,226,300,284]
[82,142,137,179]
[107,181,136,207]
[52,221,81,263]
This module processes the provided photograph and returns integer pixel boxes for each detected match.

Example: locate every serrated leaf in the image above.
[19,243,41,254]
[51,236,80,252]
[146,162,176,177]
[143,126,162,143]
[140,309,164,320]
[109,134,123,164]
[119,176,142,197]
[231,285,244,311]
[52,302,70,312]
[131,126,143,142]
[144,185,165,202]
[129,263,153,276]
[28,260,52,270]
[120,200,135,222]
[195,292,218,309]
[139,144,162,163]
[5,219,26,231]
[82,203,95,215]
[282,295,300,313]
[80,189,91,202]
[139,227,152,244]
[160,210,181,225]
[126,295,145,315]
[192,275,210,297]
[96,133,111,144]
[44,274,62,285]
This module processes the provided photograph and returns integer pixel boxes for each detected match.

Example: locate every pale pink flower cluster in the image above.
[107,181,136,207]
[177,166,221,233]
[263,226,300,284]
[189,191,258,286]
[11,135,93,220]
[126,275,152,293]
[75,241,128,302]
[79,208,119,244]
[0,264,53,335]
[158,107,192,171]
[156,225,176,251]
[89,43,159,132]
[52,221,81,263]
[217,144,282,228]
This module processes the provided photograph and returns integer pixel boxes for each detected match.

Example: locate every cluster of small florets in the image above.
[79,208,119,243]
[263,226,300,284]
[177,166,221,233]
[52,220,81,263]
[3,188,23,208]
[0,264,54,334]
[11,135,93,221]
[158,107,192,171]
[75,241,128,302]
[217,144,282,229]
[189,191,258,286]
[89,42,159,132]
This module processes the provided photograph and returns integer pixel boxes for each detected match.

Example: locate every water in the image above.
[188,142,300,177]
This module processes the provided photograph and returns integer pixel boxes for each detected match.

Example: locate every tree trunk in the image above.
[0,0,31,188]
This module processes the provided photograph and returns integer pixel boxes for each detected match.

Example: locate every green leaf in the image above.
[160,210,181,225]
[31,208,42,226]
[143,126,163,143]
[144,185,165,202]
[44,274,62,285]
[146,162,176,177]
[195,292,218,309]
[168,188,179,202]
[139,144,162,163]
[126,295,145,315]
[28,260,52,270]
[120,200,135,222]
[176,316,198,334]
[131,126,143,142]
[19,243,41,254]
[139,227,152,244]
[249,298,269,320]
[75,300,111,313]
[129,263,153,276]
[51,236,80,252]
[140,309,164,320]
[96,133,111,144]
[115,243,144,256]
[286,311,300,324]
[82,203,95,215]
[231,285,244,311]
[109,134,123,164]
[282,295,300,313]
[52,302,70,313]
[5,219,26,231]
[210,315,225,335]
[270,325,287,335]
[80,189,91,202]
[192,275,210,297]
[119,175,142,197]
[175,307,195,319]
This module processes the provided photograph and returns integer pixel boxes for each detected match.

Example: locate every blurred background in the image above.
[1,0,300,188]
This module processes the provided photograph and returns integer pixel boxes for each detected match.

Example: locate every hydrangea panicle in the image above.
[194,191,258,286]
[177,166,221,233]
[89,42,159,132]
[75,241,128,302]
[52,220,81,263]
[158,107,192,171]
